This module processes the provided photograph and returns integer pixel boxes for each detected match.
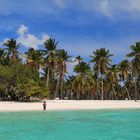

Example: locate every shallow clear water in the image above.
[0,109,140,140]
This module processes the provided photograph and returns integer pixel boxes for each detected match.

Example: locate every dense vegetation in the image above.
[0,38,140,101]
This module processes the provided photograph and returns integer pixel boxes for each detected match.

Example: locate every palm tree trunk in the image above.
[125,85,131,100]
[55,74,60,99]
[101,76,104,100]
[91,90,93,100]
[76,88,80,100]
[134,78,137,101]
[96,79,100,100]
[111,82,117,100]
[12,51,17,62]
[60,74,63,99]
[46,67,50,88]
[60,81,63,99]
[60,66,64,99]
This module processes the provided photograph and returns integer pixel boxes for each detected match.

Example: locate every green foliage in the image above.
[0,37,140,101]
[90,48,112,75]
[25,48,44,70]
[74,61,90,74]
[0,63,48,101]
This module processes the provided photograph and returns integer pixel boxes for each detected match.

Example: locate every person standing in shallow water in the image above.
[43,101,47,110]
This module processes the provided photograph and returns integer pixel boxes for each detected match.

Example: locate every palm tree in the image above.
[72,61,90,99]
[0,48,11,66]
[41,67,56,99]
[90,48,112,100]
[118,60,131,100]
[65,75,75,99]
[25,48,44,71]
[74,55,83,64]
[3,39,20,62]
[127,42,140,101]
[74,61,90,74]
[72,74,87,100]
[0,49,5,65]
[107,65,118,100]
[86,71,96,99]
[55,49,71,99]
[43,38,58,89]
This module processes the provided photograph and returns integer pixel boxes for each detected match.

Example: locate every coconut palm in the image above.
[74,55,83,64]
[72,74,87,99]
[107,65,118,100]
[86,71,96,99]
[127,42,140,100]
[25,48,44,71]
[0,49,6,65]
[3,39,20,62]
[74,61,90,74]
[0,49,10,66]
[118,60,131,100]
[55,49,71,99]
[41,67,56,99]
[43,38,58,89]
[64,75,75,99]
[72,61,90,99]
[90,48,112,100]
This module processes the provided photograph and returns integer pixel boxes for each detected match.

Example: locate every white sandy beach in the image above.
[0,100,140,112]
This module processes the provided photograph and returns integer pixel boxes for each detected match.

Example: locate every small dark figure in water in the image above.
[43,101,46,110]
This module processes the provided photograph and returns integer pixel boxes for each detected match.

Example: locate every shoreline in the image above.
[0,100,140,112]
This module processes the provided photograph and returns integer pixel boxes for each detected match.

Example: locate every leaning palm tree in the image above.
[3,39,20,63]
[90,48,112,100]
[43,38,58,89]
[127,42,140,101]
[118,60,131,100]
[25,48,44,71]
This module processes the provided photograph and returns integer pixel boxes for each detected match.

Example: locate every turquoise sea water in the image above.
[0,109,140,140]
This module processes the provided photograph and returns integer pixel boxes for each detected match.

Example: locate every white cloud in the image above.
[129,0,140,12]
[54,0,66,9]
[17,25,49,49]
[1,0,140,21]
[100,0,112,18]
[41,33,50,43]
[17,24,28,36]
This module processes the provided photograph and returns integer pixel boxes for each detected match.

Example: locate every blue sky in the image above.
[0,0,140,73]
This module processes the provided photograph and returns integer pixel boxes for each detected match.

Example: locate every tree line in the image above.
[0,38,140,101]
